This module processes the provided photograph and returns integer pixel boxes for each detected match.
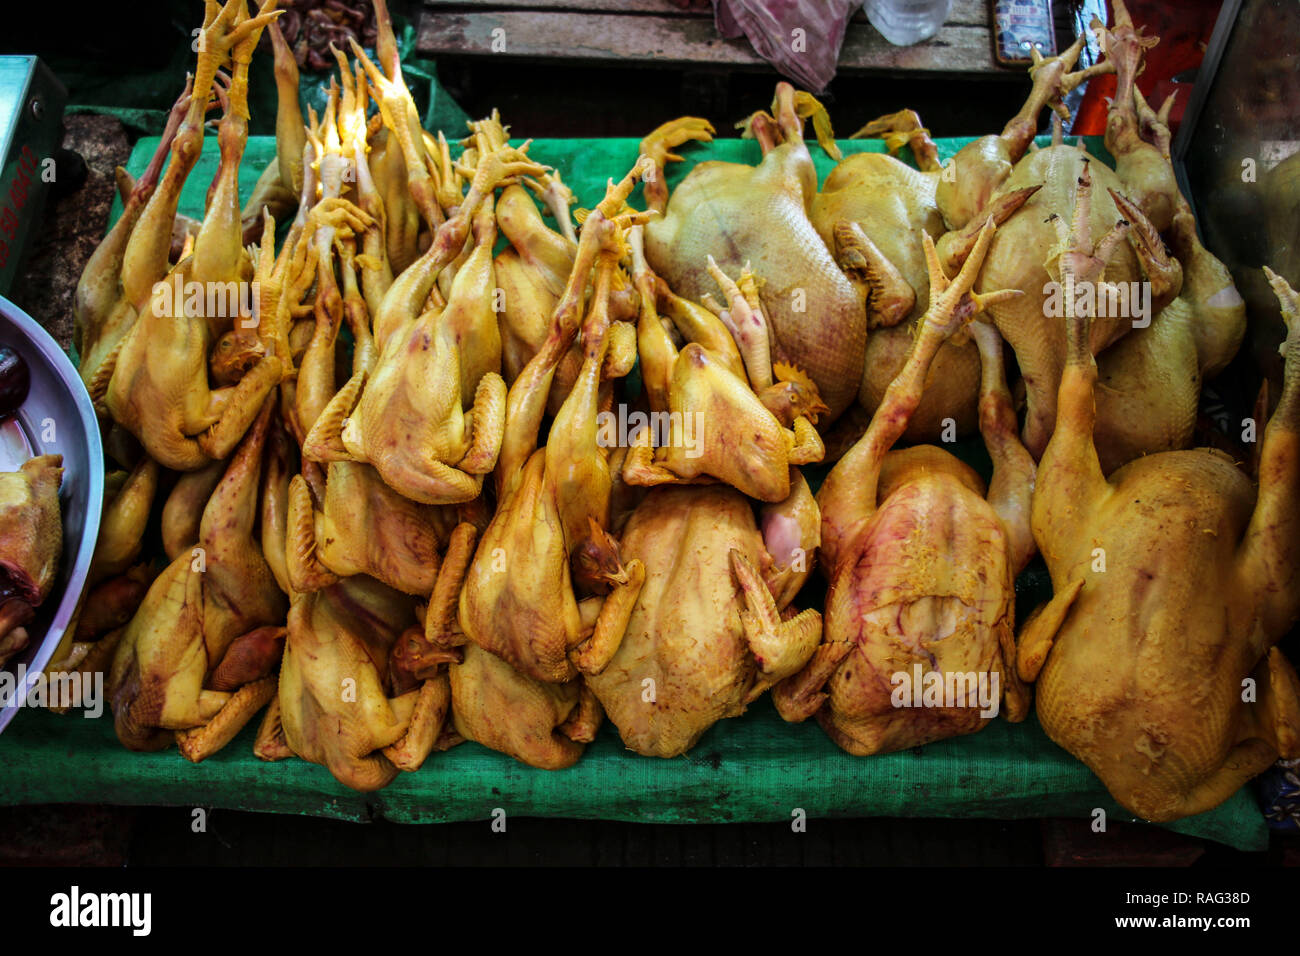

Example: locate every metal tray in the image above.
[0,294,102,735]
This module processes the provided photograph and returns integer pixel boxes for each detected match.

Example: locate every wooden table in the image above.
[417,0,1008,79]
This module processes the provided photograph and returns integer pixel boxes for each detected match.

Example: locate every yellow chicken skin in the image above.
[161,461,225,561]
[88,455,158,585]
[965,4,1238,472]
[493,174,579,411]
[817,82,1082,454]
[234,18,304,248]
[0,455,63,665]
[449,642,600,771]
[267,515,476,785]
[109,400,288,760]
[775,223,1034,754]
[290,87,374,441]
[350,0,443,241]
[274,575,430,791]
[78,0,280,409]
[815,70,1057,448]
[301,146,545,503]
[1084,68,1245,472]
[105,1,286,471]
[587,474,822,757]
[813,148,982,444]
[287,460,454,596]
[931,31,1105,234]
[470,111,592,415]
[74,81,194,402]
[642,84,865,422]
[1017,168,1300,823]
[621,226,825,502]
[456,168,649,689]
[811,101,1042,450]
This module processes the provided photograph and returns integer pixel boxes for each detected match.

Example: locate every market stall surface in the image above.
[0,133,1270,853]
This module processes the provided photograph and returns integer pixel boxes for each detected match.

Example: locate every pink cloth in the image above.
[713,0,859,93]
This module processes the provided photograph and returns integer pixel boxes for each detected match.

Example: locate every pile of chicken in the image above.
[50,0,1299,822]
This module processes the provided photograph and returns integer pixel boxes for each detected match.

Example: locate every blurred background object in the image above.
[864,0,954,47]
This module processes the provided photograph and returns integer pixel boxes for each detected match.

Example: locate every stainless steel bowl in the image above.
[0,294,102,735]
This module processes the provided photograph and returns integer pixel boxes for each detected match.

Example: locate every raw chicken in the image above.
[109,400,287,759]
[641,84,864,421]
[105,1,286,470]
[587,474,822,757]
[272,575,432,790]
[775,224,1034,753]
[967,2,1242,471]
[622,226,825,502]
[0,455,63,666]
[1017,172,1300,822]
[457,169,649,685]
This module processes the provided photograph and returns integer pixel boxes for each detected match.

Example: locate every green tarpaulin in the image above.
[0,133,1269,851]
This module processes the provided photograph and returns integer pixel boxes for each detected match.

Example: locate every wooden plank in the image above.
[417,10,1001,75]
[419,12,755,67]
[854,0,989,27]
[422,0,989,27]
[424,0,709,14]
[840,20,996,73]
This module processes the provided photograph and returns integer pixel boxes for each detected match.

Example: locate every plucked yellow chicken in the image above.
[75,81,195,402]
[448,173,650,769]
[809,32,1086,443]
[105,0,286,470]
[775,224,1033,753]
[641,84,864,421]
[288,459,455,596]
[622,226,824,502]
[269,488,476,786]
[286,157,459,595]
[587,473,822,757]
[963,2,1241,471]
[470,110,629,415]
[1017,168,1300,822]
[456,170,648,686]
[268,575,428,789]
[301,146,543,503]
[109,399,287,759]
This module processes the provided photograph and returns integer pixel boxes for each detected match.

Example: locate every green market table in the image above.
[0,133,1271,852]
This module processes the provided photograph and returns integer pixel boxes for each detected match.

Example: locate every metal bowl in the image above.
[0,294,102,735]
